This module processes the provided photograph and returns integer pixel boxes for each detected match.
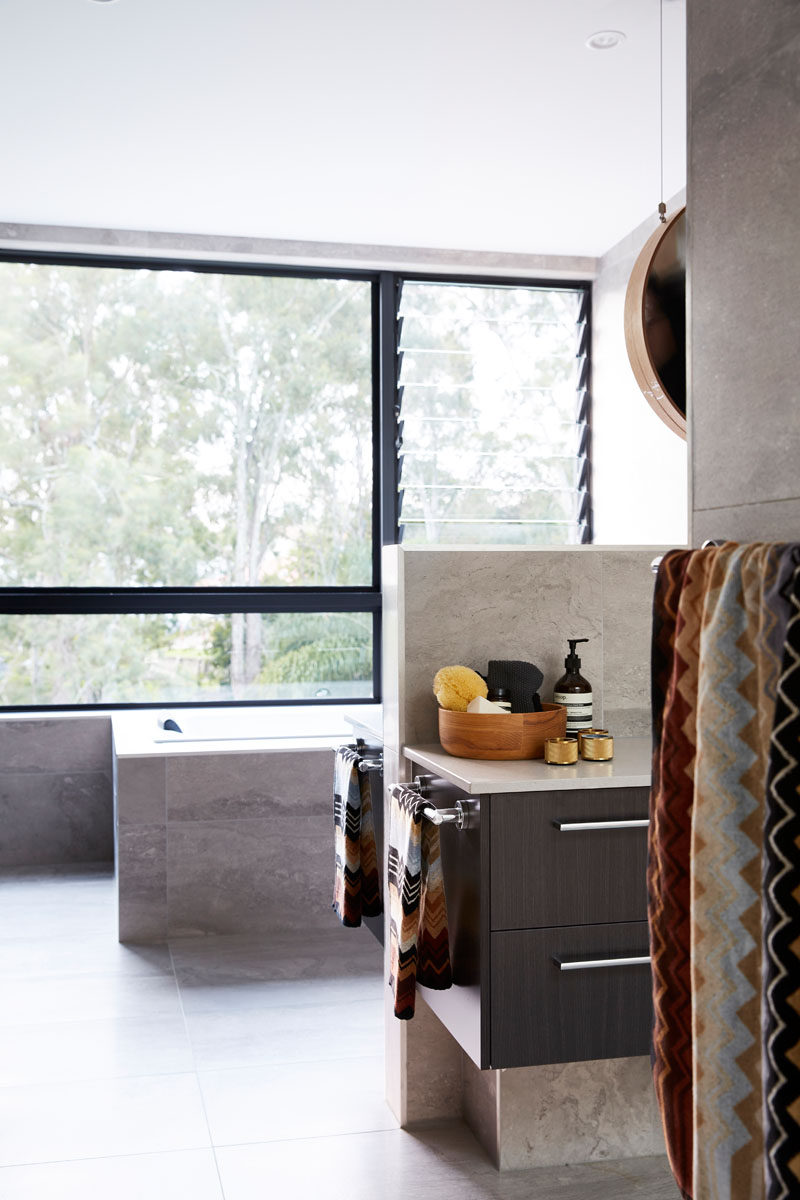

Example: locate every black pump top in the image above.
[564,638,589,671]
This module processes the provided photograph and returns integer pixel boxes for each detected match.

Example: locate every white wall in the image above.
[591,202,689,546]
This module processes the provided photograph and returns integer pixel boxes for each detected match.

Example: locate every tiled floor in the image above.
[0,866,678,1199]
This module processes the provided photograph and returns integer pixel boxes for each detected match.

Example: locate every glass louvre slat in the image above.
[396,279,589,546]
[401,520,583,547]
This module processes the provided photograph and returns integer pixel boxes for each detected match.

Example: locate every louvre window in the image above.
[395,280,590,545]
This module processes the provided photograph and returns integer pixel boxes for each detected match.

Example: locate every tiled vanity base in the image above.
[114,748,335,942]
[462,1054,664,1171]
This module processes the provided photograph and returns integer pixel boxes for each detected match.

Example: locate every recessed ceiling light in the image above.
[585,30,627,50]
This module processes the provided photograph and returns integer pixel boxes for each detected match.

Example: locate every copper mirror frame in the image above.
[624,206,687,440]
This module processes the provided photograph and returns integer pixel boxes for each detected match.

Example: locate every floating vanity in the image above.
[402,738,652,1073]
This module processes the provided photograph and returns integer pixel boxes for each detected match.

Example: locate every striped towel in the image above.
[649,542,800,1200]
[388,784,452,1020]
[332,746,382,927]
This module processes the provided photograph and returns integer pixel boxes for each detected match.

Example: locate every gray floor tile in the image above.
[184,999,383,1070]
[0,867,115,937]
[214,1128,480,1200]
[199,1054,397,1146]
[0,1014,194,1087]
[169,926,382,983]
[0,972,183,1026]
[0,933,171,980]
[215,1130,676,1200]
[177,972,384,1016]
[0,1073,211,1167]
[0,1148,223,1199]
[0,867,677,1200]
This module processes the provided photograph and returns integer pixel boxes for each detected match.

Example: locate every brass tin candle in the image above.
[580,733,614,761]
[577,727,609,753]
[544,737,579,765]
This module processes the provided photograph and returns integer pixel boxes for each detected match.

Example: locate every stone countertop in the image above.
[402,736,651,794]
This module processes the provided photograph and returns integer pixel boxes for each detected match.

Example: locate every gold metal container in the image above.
[577,727,609,753]
[544,737,579,765]
[580,733,614,761]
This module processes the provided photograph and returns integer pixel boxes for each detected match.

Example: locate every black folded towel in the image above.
[487,660,544,714]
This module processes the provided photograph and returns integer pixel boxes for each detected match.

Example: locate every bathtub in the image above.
[112,703,380,758]
[112,702,383,941]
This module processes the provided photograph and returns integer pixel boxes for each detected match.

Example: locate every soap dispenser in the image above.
[554,638,593,735]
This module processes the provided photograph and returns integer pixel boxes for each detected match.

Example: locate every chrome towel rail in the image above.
[399,776,477,832]
[345,740,383,773]
[421,799,476,831]
[357,759,383,774]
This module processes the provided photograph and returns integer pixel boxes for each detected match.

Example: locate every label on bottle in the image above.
[553,691,593,733]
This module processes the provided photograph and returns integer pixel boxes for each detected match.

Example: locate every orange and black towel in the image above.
[332,746,382,927]
[388,784,452,1020]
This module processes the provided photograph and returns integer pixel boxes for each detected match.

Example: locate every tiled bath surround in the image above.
[115,749,336,943]
[0,716,113,867]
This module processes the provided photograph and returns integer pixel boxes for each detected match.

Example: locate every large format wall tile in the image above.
[166,749,332,822]
[381,545,404,754]
[0,771,113,866]
[690,0,800,117]
[690,14,800,522]
[694,499,800,546]
[403,996,463,1123]
[402,550,604,744]
[497,1055,665,1170]
[462,1055,500,1166]
[0,716,111,773]
[117,824,167,943]
[167,817,336,937]
[601,549,661,731]
[116,757,166,826]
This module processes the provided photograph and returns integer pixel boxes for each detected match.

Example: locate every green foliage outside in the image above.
[0,264,373,704]
[398,282,584,544]
[0,267,583,706]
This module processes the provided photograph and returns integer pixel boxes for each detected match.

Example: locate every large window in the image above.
[0,256,590,709]
[0,259,378,707]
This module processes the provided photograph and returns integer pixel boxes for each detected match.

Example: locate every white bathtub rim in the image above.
[111,703,381,758]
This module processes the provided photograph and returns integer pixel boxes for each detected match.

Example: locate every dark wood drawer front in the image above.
[490,787,649,930]
[490,922,652,1068]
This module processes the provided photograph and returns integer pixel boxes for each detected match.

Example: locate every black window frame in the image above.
[0,252,591,713]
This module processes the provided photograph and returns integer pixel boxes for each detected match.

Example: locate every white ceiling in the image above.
[1,0,686,259]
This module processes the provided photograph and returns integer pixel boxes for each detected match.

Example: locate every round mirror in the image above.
[624,206,686,439]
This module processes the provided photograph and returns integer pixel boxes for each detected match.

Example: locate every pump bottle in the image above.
[553,638,593,735]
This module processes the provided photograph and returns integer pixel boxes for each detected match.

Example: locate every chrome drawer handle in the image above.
[554,954,651,971]
[553,818,649,832]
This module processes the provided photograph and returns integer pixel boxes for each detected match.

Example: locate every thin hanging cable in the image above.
[658,0,666,222]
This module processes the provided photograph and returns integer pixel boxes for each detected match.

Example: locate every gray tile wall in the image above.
[391,547,659,747]
[0,717,113,867]
[689,1,800,541]
[115,749,337,942]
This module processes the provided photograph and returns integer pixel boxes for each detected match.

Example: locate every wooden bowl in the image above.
[438,703,567,760]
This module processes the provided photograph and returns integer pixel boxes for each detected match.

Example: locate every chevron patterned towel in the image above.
[650,542,800,1200]
[332,746,382,928]
[388,784,452,1020]
[763,558,800,1200]
[649,545,696,1198]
